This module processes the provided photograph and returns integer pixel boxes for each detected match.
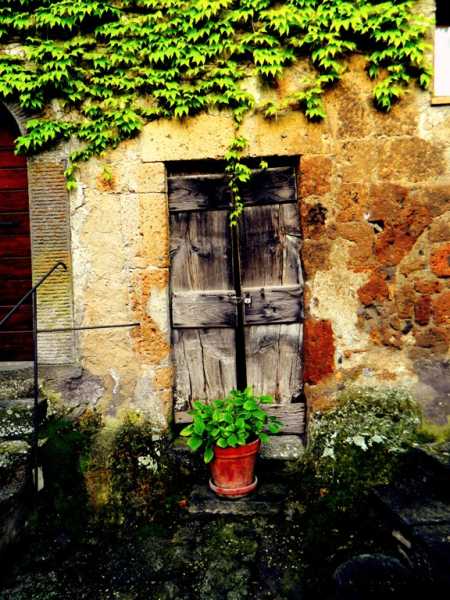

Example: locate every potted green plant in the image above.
[180,387,282,498]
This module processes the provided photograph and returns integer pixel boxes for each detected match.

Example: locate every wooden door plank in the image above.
[0,280,32,304]
[0,258,32,280]
[0,332,33,361]
[0,304,32,329]
[0,235,31,257]
[0,150,26,168]
[0,168,28,189]
[168,167,296,212]
[170,209,232,291]
[242,285,303,325]
[0,213,30,235]
[0,191,29,212]
[175,402,305,434]
[173,328,237,412]
[172,290,237,328]
[239,202,302,288]
[245,322,303,404]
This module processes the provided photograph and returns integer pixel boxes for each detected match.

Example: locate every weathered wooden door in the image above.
[169,163,304,433]
[0,108,32,361]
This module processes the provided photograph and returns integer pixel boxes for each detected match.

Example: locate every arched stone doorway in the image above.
[0,106,32,360]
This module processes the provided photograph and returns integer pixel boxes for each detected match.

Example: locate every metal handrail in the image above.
[0,260,67,493]
[0,260,141,494]
[0,261,67,329]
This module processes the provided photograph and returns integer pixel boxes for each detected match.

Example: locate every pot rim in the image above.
[213,437,261,458]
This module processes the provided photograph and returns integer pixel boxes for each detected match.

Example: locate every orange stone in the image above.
[413,278,442,295]
[430,243,450,277]
[299,155,332,197]
[357,274,389,306]
[414,295,432,326]
[432,291,450,325]
[303,319,335,385]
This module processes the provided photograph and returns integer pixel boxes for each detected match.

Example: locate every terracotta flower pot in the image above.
[209,438,261,499]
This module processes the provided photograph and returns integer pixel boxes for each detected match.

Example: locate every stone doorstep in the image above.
[174,434,304,461]
[186,482,289,516]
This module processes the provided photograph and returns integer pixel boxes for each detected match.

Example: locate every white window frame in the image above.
[432,4,450,104]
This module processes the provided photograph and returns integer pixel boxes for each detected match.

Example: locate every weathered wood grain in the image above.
[245,322,303,404]
[173,328,237,412]
[168,167,296,212]
[172,290,237,328]
[239,202,302,287]
[170,209,232,292]
[242,285,303,325]
[175,402,305,434]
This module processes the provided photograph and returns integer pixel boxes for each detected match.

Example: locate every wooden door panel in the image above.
[242,285,303,325]
[170,210,233,291]
[239,202,302,287]
[171,290,237,328]
[0,305,32,330]
[0,150,26,168]
[0,168,28,190]
[0,279,31,304]
[173,328,237,411]
[0,213,30,235]
[0,234,31,257]
[168,167,296,213]
[0,257,32,280]
[0,191,29,212]
[245,323,303,405]
[0,332,33,361]
[169,162,304,428]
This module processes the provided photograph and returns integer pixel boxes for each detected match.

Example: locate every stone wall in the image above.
[63,50,449,428]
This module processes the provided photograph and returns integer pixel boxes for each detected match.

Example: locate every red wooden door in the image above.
[0,107,32,360]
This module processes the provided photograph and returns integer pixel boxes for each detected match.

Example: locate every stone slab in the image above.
[374,486,450,528]
[187,482,288,516]
[260,435,304,460]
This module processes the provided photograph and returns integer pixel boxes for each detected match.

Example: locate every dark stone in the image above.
[334,553,413,599]
[413,359,450,425]
[187,482,288,516]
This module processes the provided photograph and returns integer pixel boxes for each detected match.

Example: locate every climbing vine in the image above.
[0,0,431,215]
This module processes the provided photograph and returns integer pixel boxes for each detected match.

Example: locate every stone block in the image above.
[357,274,389,306]
[299,155,332,197]
[186,482,288,516]
[378,138,445,183]
[336,183,369,222]
[413,278,442,295]
[430,243,450,277]
[415,296,432,326]
[303,319,335,385]
[142,112,235,162]
[432,291,450,325]
[259,435,304,460]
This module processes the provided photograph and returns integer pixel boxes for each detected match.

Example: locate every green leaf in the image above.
[204,446,214,463]
[187,436,203,451]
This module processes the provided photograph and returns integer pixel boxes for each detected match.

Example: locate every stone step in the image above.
[0,440,31,484]
[186,482,289,516]
[0,398,46,441]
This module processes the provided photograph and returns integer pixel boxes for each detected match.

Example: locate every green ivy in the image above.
[0,0,431,216]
